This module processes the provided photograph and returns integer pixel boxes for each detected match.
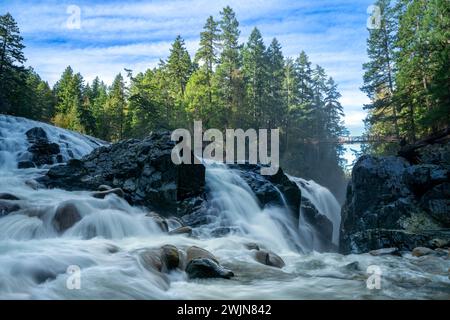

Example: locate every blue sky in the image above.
[1,0,374,139]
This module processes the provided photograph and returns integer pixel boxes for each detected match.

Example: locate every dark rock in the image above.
[186,246,218,264]
[91,188,125,199]
[25,179,40,190]
[160,245,180,271]
[420,183,450,226]
[145,212,169,232]
[168,226,192,236]
[28,141,60,166]
[429,238,450,248]
[343,261,361,272]
[0,200,20,216]
[254,250,285,268]
[369,247,400,256]
[185,258,234,279]
[340,146,450,254]
[105,244,120,254]
[38,131,205,217]
[56,154,64,163]
[18,160,35,169]
[228,164,301,214]
[52,202,82,233]
[98,185,112,191]
[25,127,47,142]
[301,197,334,251]
[0,193,20,200]
[244,243,260,251]
[166,217,184,230]
[210,226,240,237]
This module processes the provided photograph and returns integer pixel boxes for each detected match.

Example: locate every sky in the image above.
[1,0,374,145]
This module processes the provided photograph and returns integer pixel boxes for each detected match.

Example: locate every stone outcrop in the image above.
[25,127,61,166]
[38,131,206,217]
[340,141,450,254]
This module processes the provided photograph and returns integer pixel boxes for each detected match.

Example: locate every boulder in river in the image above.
[160,245,180,271]
[0,200,20,216]
[91,188,125,199]
[52,202,82,233]
[412,247,435,257]
[254,250,285,268]
[369,247,401,256]
[0,193,20,201]
[168,226,192,236]
[185,258,234,279]
[26,127,61,166]
[145,212,169,232]
[186,246,218,264]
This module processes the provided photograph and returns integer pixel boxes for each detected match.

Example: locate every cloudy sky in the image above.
[1,0,374,137]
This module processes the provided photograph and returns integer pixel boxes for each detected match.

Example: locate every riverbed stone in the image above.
[185,258,234,279]
[52,202,82,233]
[254,250,285,268]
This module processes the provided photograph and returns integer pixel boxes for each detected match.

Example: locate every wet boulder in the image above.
[146,212,169,232]
[168,226,192,236]
[0,193,20,201]
[412,247,435,257]
[139,248,163,272]
[186,246,218,264]
[52,202,82,233]
[185,258,234,279]
[0,200,20,216]
[91,188,125,199]
[18,160,35,169]
[160,245,180,271]
[254,250,285,268]
[369,247,401,256]
[301,197,334,251]
[25,127,47,142]
[26,129,61,166]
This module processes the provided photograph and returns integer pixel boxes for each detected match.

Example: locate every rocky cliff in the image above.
[340,141,450,254]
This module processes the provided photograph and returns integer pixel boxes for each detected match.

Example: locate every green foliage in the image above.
[363,0,450,155]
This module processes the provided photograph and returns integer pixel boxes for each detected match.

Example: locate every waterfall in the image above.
[202,161,303,252]
[289,176,341,249]
[0,114,103,170]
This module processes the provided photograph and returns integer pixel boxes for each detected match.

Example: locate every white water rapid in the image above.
[0,115,449,299]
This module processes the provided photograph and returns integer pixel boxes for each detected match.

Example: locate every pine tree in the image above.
[242,27,268,127]
[0,13,26,115]
[216,6,243,127]
[361,0,400,139]
[265,38,286,129]
[167,35,193,98]
[105,73,127,141]
[195,16,220,105]
[53,67,87,132]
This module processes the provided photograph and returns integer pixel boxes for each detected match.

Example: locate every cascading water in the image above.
[289,176,342,250]
[0,115,448,300]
